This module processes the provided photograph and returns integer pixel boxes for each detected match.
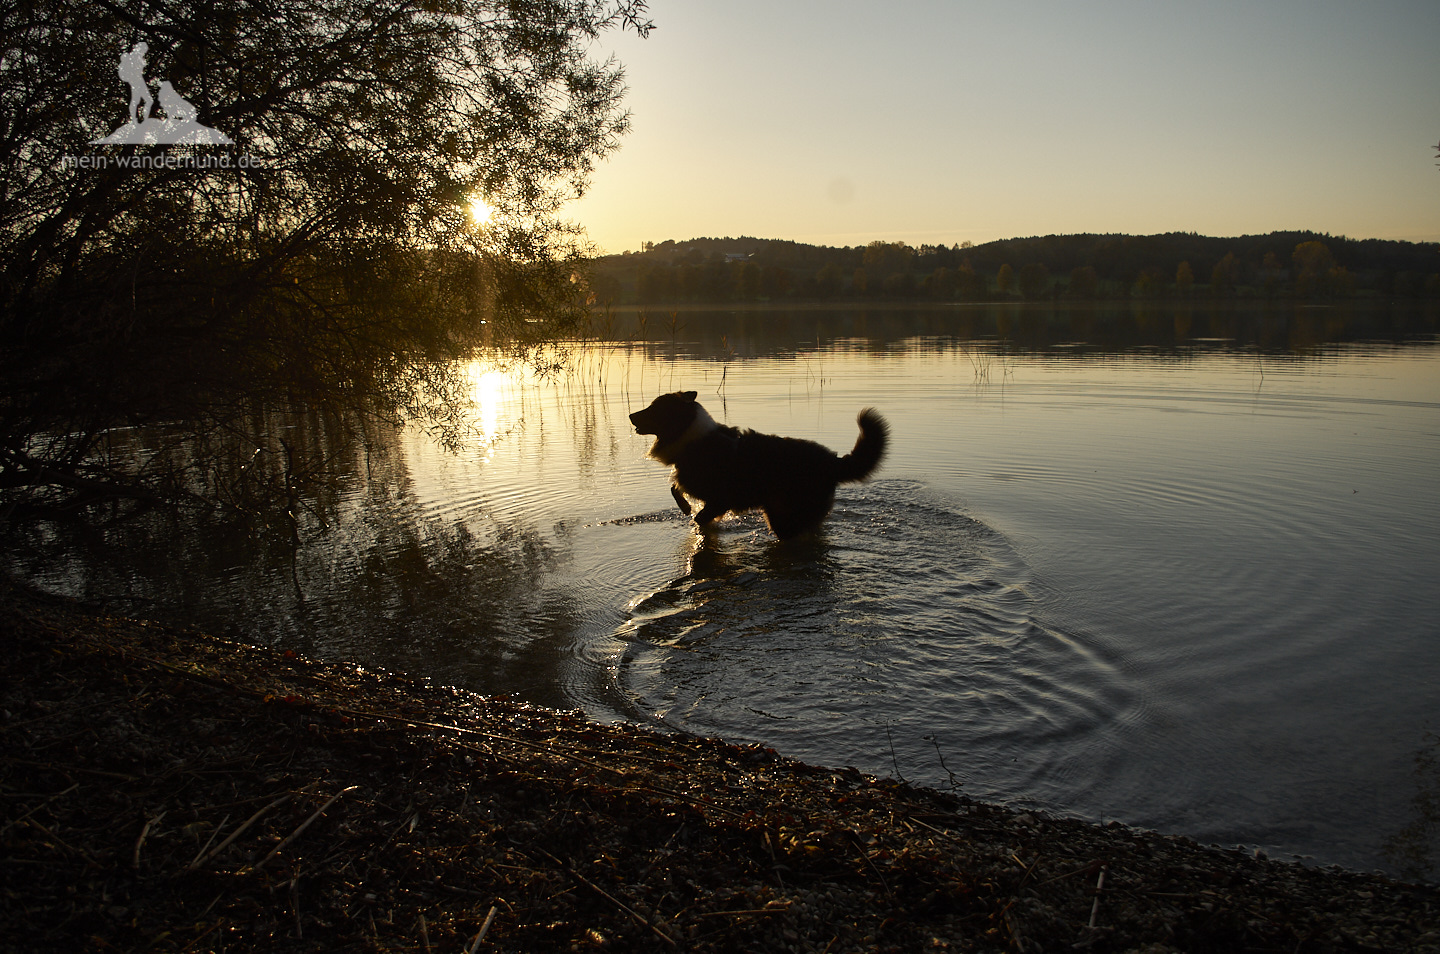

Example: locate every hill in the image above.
[586,231,1440,306]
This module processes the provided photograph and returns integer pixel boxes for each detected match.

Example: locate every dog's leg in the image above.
[670,483,692,515]
[763,506,808,540]
[764,492,835,540]
[693,502,728,526]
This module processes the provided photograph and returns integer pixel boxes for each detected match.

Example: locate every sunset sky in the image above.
[567,0,1440,255]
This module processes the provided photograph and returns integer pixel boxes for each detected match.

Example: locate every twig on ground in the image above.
[187,812,229,870]
[535,848,677,947]
[189,793,293,870]
[133,810,166,869]
[247,785,357,873]
[693,900,792,918]
[466,905,498,953]
[0,782,79,837]
[1088,864,1108,929]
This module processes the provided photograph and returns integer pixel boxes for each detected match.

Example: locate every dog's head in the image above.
[629,390,700,445]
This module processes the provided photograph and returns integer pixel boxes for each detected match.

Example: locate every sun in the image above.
[467,195,494,226]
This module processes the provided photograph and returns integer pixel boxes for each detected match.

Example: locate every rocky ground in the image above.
[2,581,1437,953]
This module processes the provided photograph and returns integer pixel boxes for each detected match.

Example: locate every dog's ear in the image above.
[682,390,697,401]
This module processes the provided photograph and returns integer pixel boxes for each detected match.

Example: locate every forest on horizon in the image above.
[587,230,1440,306]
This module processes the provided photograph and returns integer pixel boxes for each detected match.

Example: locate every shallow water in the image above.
[15,302,1440,876]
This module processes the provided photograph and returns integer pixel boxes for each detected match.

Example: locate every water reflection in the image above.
[588,300,1438,361]
[465,364,511,448]
[5,403,592,711]
[7,300,1440,878]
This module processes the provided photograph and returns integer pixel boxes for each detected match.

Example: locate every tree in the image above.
[1133,268,1164,298]
[637,262,676,302]
[1293,240,1337,297]
[861,240,913,296]
[882,271,917,297]
[1328,265,1356,298]
[814,262,845,298]
[923,266,958,300]
[1261,252,1284,298]
[759,265,791,299]
[1175,261,1194,295]
[1210,252,1239,296]
[733,260,761,300]
[1017,263,1050,300]
[1067,265,1098,299]
[996,263,1013,295]
[852,266,870,296]
[956,262,987,300]
[1,0,652,527]
[862,240,915,275]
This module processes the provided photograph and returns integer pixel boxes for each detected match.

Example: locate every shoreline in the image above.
[2,582,1437,952]
[586,297,1410,314]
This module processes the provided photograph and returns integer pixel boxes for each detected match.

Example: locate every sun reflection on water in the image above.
[464,362,512,455]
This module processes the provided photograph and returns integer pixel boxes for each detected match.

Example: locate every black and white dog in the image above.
[630,391,889,539]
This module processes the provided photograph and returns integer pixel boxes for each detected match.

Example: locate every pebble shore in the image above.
[2,582,1436,953]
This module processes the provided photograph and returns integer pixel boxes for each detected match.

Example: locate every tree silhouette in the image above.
[1175,261,1194,295]
[1210,252,1239,296]
[587,231,1439,306]
[1017,263,1050,300]
[1293,241,1337,297]
[996,263,1014,295]
[1067,265,1098,299]
[1,0,651,529]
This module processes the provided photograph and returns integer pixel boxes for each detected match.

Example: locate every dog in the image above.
[630,391,889,539]
[156,81,199,125]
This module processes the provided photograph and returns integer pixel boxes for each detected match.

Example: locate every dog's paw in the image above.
[693,504,728,525]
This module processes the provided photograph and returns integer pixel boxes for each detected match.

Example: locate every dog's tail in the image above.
[835,408,889,483]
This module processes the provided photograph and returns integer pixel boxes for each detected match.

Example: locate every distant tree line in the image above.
[588,232,1440,306]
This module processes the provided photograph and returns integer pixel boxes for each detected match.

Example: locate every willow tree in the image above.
[0,0,651,527]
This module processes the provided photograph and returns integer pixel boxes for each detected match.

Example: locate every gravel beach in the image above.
[2,582,1436,953]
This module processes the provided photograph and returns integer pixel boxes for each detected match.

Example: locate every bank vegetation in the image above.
[590,232,1440,307]
[0,0,651,535]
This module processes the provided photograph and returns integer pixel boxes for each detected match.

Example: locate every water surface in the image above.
[13,301,1440,876]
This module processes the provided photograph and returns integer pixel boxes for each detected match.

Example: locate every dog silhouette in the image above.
[157,80,198,124]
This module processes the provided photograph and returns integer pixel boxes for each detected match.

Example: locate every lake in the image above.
[13,300,1440,878]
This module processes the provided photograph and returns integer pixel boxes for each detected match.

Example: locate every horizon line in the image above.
[590,227,1440,257]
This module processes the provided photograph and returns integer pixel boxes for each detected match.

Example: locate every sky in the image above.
[566,0,1440,255]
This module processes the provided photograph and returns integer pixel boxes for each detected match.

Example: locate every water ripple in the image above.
[609,479,1139,804]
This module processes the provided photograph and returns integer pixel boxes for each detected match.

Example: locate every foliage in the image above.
[861,240,915,276]
[1175,260,1194,294]
[0,0,651,528]
[995,262,1013,295]
[1292,240,1336,297]
[1210,252,1239,295]
[1067,265,1098,300]
[1016,262,1050,300]
[592,231,1440,306]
